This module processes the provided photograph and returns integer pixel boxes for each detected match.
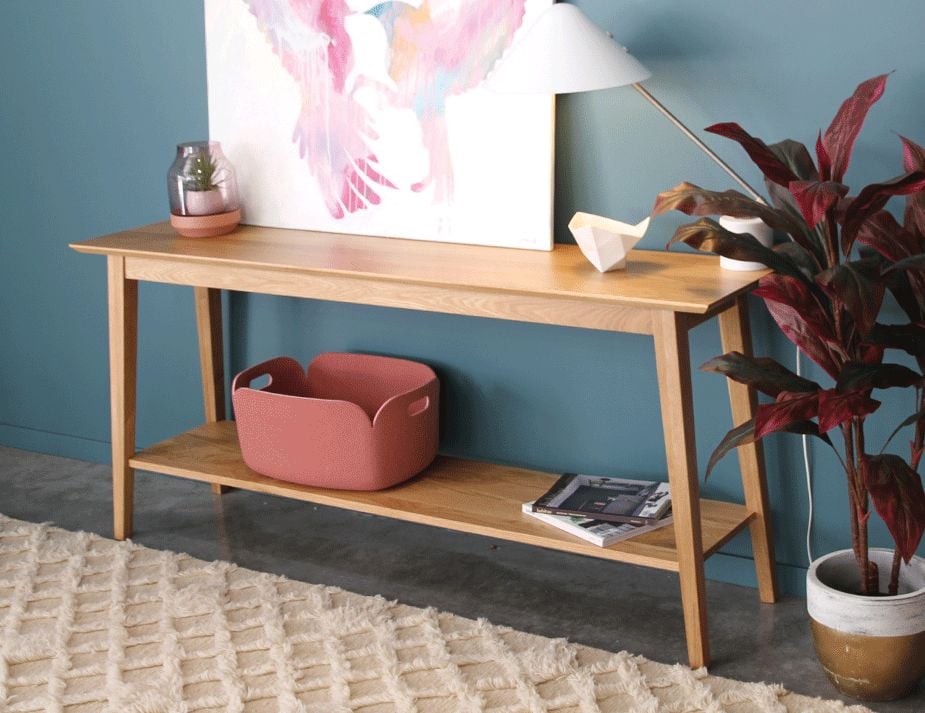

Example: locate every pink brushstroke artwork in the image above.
[244,0,527,219]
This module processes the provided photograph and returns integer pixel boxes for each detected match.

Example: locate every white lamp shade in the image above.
[485,3,651,94]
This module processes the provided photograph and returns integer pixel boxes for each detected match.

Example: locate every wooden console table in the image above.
[72,221,778,668]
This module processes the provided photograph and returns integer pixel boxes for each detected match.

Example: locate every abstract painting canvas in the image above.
[205,0,554,250]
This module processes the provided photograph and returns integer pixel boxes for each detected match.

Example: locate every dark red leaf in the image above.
[700,351,819,397]
[815,259,884,336]
[816,130,832,181]
[822,75,888,183]
[764,182,828,265]
[817,388,880,432]
[863,453,925,563]
[854,210,922,262]
[900,135,925,237]
[835,362,922,393]
[868,323,925,358]
[755,391,819,439]
[842,171,925,255]
[754,274,843,377]
[706,123,800,187]
[789,180,849,228]
[705,418,832,478]
[859,341,885,366]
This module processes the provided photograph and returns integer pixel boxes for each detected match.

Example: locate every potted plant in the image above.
[653,75,925,701]
[167,141,241,237]
[183,150,225,216]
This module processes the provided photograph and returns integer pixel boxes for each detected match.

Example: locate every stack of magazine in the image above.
[523,473,672,547]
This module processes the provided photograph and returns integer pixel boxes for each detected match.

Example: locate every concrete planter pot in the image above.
[807,548,925,701]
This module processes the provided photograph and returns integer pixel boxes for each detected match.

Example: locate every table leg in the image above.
[718,294,779,603]
[107,256,138,540]
[194,286,229,495]
[653,310,709,669]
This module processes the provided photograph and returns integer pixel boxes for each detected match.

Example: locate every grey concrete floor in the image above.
[1,445,922,712]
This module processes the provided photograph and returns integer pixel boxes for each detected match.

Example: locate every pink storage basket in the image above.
[232,353,439,490]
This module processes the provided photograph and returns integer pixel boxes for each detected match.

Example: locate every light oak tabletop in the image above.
[71,221,769,314]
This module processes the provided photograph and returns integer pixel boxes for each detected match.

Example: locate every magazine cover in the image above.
[522,501,673,547]
[533,473,671,526]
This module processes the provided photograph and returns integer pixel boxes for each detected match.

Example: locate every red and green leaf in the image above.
[862,453,925,563]
[754,274,842,376]
[700,351,819,397]
[789,180,849,228]
[774,241,822,277]
[854,210,922,262]
[890,253,925,273]
[706,122,801,187]
[705,418,831,478]
[816,130,832,181]
[755,391,819,439]
[769,139,820,182]
[817,388,880,432]
[667,218,811,284]
[841,171,925,255]
[900,135,925,237]
[652,182,805,237]
[821,74,889,183]
[815,259,884,336]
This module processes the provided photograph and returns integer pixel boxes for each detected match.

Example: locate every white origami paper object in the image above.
[568,212,650,272]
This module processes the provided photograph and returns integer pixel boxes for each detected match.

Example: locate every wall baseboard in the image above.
[0,424,110,464]
[707,551,807,597]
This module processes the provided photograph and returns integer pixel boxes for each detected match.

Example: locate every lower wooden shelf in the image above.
[130,421,754,572]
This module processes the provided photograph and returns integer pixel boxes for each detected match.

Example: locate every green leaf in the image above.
[705,418,832,479]
[700,352,819,397]
[836,362,922,393]
[890,254,925,272]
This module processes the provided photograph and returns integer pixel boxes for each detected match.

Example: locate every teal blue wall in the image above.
[3,1,924,594]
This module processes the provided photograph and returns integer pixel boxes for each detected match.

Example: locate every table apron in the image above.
[124,256,656,334]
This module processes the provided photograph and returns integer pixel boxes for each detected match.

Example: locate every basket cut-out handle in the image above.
[407,396,430,417]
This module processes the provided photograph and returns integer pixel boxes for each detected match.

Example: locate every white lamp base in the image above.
[718,215,773,271]
[568,212,650,272]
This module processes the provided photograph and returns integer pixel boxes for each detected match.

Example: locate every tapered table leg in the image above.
[194,286,230,496]
[719,294,779,603]
[653,310,709,669]
[107,256,138,540]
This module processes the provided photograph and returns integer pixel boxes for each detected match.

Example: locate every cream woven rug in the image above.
[0,514,872,713]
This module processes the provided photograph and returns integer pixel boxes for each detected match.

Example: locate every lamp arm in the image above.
[632,83,767,205]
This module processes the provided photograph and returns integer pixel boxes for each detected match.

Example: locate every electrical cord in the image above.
[795,347,815,563]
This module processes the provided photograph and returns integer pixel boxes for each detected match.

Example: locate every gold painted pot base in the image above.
[810,619,925,701]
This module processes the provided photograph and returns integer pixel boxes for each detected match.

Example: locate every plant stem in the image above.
[912,381,925,471]
[841,423,864,585]
[889,548,902,596]
[854,419,879,595]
